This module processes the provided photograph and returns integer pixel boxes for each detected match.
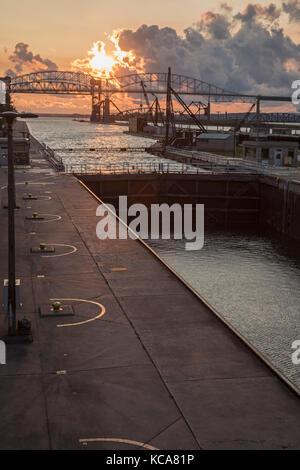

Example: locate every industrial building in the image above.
[242,128,299,167]
[0,137,31,166]
[128,116,147,133]
[196,133,234,152]
[242,139,298,167]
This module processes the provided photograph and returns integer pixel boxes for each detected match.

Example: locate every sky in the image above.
[1,0,300,113]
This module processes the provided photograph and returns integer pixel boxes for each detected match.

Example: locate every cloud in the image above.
[116,3,300,97]
[5,68,17,77]
[234,3,281,24]
[196,11,231,40]
[6,43,58,76]
[282,0,300,22]
[220,3,233,14]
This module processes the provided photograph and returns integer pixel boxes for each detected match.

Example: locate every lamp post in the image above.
[0,112,38,336]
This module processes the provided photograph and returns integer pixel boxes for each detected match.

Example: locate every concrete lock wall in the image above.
[260,176,300,240]
[80,174,261,231]
[80,173,300,242]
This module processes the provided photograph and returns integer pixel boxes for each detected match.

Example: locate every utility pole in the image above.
[0,111,38,337]
[6,114,16,334]
[256,97,261,122]
[165,67,172,148]
[233,130,236,159]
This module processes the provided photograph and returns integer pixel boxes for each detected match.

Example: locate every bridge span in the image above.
[0,70,294,124]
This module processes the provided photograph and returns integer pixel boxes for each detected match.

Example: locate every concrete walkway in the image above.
[0,127,299,450]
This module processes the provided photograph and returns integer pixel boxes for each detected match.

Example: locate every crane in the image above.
[231,103,256,157]
[234,103,256,131]
[170,86,207,133]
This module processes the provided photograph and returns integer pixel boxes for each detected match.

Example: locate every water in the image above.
[27,117,300,389]
[26,117,189,170]
[148,233,300,389]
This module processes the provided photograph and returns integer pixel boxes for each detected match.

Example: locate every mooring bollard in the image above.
[18,317,32,336]
[52,301,62,312]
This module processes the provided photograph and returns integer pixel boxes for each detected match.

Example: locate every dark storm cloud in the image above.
[282,0,300,22]
[196,11,231,40]
[6,43,58,76]
[234,3,281,24]
[117,3,300,96]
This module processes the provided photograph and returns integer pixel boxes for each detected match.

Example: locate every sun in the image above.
[71,33,141,79]
[88,41,117,77]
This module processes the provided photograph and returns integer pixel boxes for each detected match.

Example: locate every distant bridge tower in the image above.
[5,77,12,108]
[90,78,112,123]
[90,78,102,122]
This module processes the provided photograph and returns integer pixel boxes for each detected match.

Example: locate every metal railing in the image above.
[41,143,65,171]
[167,147,300,176]
[40,143,299,177]
[62,161,262,175]
[52,146,150,153]
[63,162,203,175]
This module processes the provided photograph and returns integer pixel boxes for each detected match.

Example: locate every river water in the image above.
[27,118,300,390]
[27,117,191,171]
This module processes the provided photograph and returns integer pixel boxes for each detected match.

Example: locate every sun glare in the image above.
[89,42,115,76]
[72,33,140,79]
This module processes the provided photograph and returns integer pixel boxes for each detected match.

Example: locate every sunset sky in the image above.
[1,0,300,113]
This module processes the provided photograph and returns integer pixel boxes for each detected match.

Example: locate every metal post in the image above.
[0,111,38,339]
[165,67,172,147]
[233,129,236,158]
[6,117,17,335]
[256,97,261,122]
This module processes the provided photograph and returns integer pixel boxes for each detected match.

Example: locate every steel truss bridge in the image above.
[114,108,300,125]
[1,70,296,123]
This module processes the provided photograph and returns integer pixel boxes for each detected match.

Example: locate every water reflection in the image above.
[27,118,177,168]
[148,231,300,390]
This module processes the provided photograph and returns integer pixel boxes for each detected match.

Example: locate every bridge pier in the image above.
[90,96,112,123]
[103,97,110,123]
[90,78,102,123]
[90,104,100,122]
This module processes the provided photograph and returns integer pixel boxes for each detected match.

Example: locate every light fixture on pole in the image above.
[0,111,38,339]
